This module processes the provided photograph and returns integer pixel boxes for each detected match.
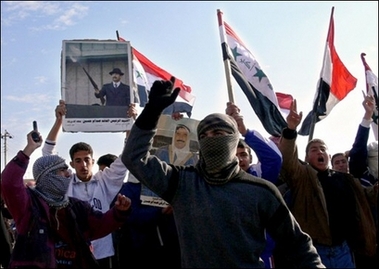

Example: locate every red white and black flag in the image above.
[361,53,378,140]
[131,48,195,117]
[298,7,357,137]
[217,10,287,137]
[117,32,195,117]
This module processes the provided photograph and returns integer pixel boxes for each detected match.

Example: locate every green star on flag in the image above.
[231,46,242,61]
[253,67,267,82]
[136,70,143,79]
[220,18,287,136]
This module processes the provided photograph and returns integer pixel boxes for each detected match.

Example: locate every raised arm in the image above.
[1,130,42,221]
[226,102,282,183]
[42,99,66,156]
[244,130,282,184]
[121,77,180,201]
[278,99,304,182]
[349,94,375,179]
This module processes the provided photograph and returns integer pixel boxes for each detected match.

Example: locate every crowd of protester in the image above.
[1,77,378,268]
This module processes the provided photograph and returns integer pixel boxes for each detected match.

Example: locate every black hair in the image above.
[97,154,117,168]
[331,152,347,165]
[237,139,251,156]
[69,142,93,160]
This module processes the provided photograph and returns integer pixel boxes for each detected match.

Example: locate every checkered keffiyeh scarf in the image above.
[196,113,240,185]
[31,155,70,208]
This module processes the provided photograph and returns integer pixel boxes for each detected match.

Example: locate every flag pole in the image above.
[361,53,379,110]
[360,53,373,100]
[217,9,235,103]
[308,113,317,141]
[115,30,137,124]
[308,6,335,142]
[361,52,379,140]
[360,52,376,98]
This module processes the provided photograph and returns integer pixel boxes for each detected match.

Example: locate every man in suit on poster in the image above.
[95,68,133,106]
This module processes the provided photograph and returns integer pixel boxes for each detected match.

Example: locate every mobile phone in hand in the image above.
[31,121,41,142]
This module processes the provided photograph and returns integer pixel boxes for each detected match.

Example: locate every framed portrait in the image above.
[61,40,135,132]
[152,114,200,155]
[140,114,200,207]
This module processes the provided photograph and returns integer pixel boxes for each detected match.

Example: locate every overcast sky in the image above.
[1,1,377,178]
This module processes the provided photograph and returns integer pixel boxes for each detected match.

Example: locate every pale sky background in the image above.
[1,1,378,179]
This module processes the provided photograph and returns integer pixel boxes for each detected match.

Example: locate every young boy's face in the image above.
[305,142,330,172]
[332,155,348,173]
[70,150,94,182]
[236,147,252,172]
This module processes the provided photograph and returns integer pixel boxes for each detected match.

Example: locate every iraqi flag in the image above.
[298,7,357,136]
[132,47,195,117]
[117,32,195,117]
[218,11,287,137]
[132,53,149,107]
[361,53,378,140]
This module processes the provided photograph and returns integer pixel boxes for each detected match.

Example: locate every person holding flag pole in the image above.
[217,9,287,138]
[218,11,294,267]
[226,102,283,268]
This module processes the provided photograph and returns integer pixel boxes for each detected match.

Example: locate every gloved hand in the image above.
[148,77,180,112]
[135,76,180,130]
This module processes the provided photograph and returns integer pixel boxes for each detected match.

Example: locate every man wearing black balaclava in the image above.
[121,77,326,268]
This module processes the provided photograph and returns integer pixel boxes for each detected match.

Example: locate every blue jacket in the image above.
[349,121,377,186]
[244,129,282,184]
[244,129,283,268]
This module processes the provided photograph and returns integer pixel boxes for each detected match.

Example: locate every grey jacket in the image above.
[122,125,325,268]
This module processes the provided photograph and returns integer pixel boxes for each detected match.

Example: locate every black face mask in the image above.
[197,134,240,185]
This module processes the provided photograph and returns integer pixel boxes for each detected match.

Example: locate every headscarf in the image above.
[31,155,70,209]
[196,113,240,184]
[172,124,191,165]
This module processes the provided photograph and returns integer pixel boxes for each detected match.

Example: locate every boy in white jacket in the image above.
[42,99,137,268]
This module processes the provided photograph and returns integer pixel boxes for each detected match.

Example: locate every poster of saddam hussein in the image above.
[151,114,200,160]
[61,40,141,132]
[139,114,200,207]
